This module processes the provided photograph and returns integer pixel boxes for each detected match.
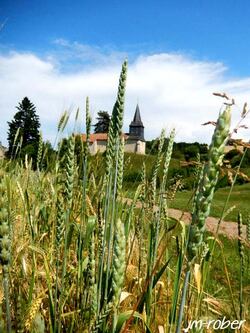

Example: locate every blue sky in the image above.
[1,1,250,144]
[2,0,250,75]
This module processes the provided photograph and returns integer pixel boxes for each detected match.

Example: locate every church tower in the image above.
[129,104,145,141]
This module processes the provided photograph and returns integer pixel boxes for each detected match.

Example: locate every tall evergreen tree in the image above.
[94,111,110,133]
[7,97,40,158]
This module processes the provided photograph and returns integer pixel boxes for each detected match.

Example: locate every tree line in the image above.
[5,98,111,163]
[5,97,250,168]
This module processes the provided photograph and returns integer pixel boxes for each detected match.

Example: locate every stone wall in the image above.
[89,138,146,155]
[124,140,137,153]
[136,141,146,154]
[124,139,145,154]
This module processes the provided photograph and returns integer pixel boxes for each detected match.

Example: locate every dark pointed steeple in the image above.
[133,104,142,123]
[129,104,144,140]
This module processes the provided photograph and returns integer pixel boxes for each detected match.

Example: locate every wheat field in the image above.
[0,61,249,333]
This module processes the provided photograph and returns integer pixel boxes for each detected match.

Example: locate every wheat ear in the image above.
[188,106,231,261]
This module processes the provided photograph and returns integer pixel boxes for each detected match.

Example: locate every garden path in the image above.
[123,198,247,239]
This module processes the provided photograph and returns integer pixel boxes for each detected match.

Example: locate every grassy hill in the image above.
[169,183,250,222]
[121,151,250,222]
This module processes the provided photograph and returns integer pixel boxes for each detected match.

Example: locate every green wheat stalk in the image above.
[176,106,231,333]
[188,106,231,261]
[97,61,127,323]
[111,219,126,333]
[58,133,75,333]
[0,208,11,332]
[36,131,43,171]
[77,97,92,312]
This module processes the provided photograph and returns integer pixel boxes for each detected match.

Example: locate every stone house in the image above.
[82,104,146,155]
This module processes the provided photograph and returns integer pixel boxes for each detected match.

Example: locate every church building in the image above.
[82,104,145,155]
[125,104,145,154]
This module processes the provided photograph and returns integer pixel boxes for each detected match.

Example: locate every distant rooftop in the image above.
[82,133,128,143]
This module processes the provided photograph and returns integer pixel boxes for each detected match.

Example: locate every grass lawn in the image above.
[121,152,250,222]
[169,182,250,222]
[206,234,250,300]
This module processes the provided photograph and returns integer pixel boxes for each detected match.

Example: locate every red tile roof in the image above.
[82,133,108,143]
[82,133,128,143]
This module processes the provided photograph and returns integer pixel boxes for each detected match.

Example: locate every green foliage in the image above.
[7,97,40,160]
[184,144,199,161]
[146,139,208,162]
[94,111,110,133]
[207,234,250,294]
[59,134,84,170]
[123,170,142,183]
[41,141,56,170]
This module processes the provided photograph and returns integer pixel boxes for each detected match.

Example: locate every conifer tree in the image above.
[7,97,40,158]
[94,111,110,133]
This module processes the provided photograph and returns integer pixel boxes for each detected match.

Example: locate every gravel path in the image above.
[167,207,246,239]
[123,198,246,239]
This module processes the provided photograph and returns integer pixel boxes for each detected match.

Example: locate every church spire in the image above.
[129,104,145,140]
[133,104,143,123]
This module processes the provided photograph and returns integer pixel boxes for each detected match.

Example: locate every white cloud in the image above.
[0,45,250,147]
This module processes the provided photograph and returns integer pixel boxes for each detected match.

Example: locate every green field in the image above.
[169,183,250,222]
[1,63,250,332]
[122,152,250,223]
